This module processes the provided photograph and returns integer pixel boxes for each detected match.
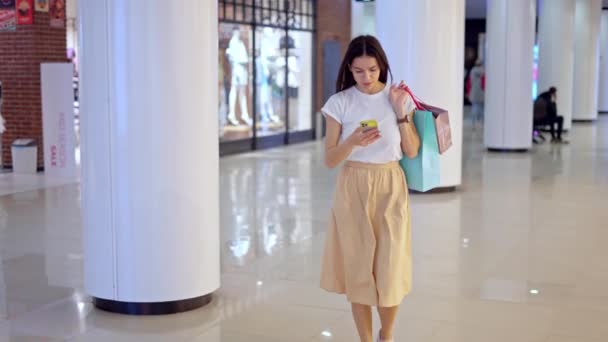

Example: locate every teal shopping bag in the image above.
[399,109,441,192]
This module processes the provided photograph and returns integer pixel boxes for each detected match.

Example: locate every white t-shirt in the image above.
[321,85,416,164]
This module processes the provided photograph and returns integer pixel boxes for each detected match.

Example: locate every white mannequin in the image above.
[275,36,300,129]
[259,27,279,123]
[286,53,300,129]
[226,28,251,126]
[275,54,300,90]
[218,54,227,137]
[275,35,300,93]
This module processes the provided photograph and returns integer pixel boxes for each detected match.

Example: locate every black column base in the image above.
[93,293,213,315]
[487,148,529,153]
[410,186,456,194]
[598,111,608,115]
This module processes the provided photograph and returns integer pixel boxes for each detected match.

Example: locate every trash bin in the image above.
[11,139,37,174]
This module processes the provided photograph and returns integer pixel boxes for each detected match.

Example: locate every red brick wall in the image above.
[315,0,351,112]
[0,11,68,168]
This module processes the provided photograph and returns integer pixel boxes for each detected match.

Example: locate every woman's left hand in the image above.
[389,81,410,119]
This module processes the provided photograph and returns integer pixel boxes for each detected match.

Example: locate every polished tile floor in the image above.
[0,114,607,341]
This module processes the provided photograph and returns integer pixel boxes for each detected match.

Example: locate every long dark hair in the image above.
[336,35,393,92]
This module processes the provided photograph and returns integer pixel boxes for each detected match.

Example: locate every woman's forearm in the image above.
[399,120,420,159]
[325,138,355,169]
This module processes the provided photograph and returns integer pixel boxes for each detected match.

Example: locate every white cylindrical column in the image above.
[79,0,220,314]
[538,0,576,130]
[573,0,602,121]
[484,0,536,151]
[599,10,608,113]
[376,0,465,189]
[351,0,376,38]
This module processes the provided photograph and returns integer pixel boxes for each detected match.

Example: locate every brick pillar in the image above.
[0,10,68,168]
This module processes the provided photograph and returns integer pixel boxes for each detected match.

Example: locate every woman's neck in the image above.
[355,82,385,95]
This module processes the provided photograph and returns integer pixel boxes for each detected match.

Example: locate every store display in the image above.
[0,0,15,31]
[275,35,299,93]
[226,27,251,126]
[258,27,280,124]
[16,0,32,25]
[0,8,15,31]
[255,27,285,138]
[35,0,48,12]
[218,53,227,138]
[0,0,14,9]
[273,32,313,132]
[290,31,313,132]
[49,0,64,28]
[217,0,315,150]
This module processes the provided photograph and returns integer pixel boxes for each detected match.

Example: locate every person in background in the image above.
[467,59,485,129]
[536,87,568,144]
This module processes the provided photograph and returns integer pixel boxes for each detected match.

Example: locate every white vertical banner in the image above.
[41,63,77,179]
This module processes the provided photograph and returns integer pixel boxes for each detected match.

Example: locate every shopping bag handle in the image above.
[398,84,425,111]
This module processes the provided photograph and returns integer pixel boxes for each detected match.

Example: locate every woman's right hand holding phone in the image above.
[347,127,381,147]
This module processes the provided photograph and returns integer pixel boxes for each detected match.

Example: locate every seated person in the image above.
[533,99,547,144]
[535,87,568,144]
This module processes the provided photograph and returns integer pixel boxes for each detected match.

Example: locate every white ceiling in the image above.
[466,0,608,19]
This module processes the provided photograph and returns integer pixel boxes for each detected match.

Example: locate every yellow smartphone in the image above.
[360,119,378,132]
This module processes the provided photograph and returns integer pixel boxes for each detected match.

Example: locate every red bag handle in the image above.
[398,84,425,111]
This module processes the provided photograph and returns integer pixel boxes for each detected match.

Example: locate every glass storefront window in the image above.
[218,0,316,153]
[286,31,313,132]
[255,27,287,137]
[219,24,254,142]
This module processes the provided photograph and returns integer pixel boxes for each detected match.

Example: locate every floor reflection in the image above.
[220,150,317,271]
[0,116,605,340]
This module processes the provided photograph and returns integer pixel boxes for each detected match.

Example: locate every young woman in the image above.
[319,35,420,342]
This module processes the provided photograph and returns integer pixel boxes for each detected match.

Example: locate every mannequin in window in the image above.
[226,27,251,126]
[275,35,300,128]
[218,52,227,137]
[258,27,280,124]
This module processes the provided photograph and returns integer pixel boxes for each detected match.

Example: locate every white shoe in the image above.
[227,115,240,126]
[241,115,253,126]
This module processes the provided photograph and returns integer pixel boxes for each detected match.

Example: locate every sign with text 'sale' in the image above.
[41,63,77,179]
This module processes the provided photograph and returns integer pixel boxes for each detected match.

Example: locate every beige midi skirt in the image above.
[320,161,412,307]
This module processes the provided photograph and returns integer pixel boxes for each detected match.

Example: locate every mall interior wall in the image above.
[0,10,68,168]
